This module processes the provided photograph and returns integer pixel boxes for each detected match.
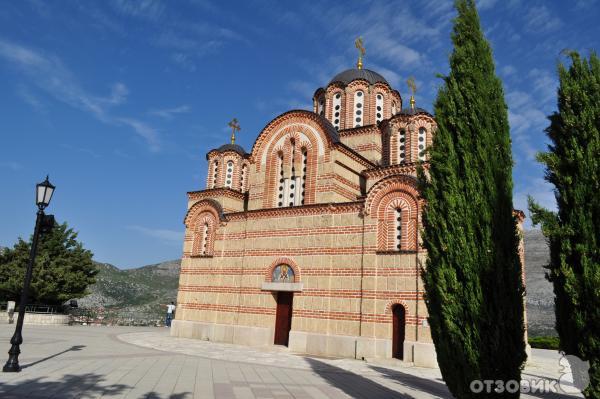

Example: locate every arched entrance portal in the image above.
[392,304,406,360]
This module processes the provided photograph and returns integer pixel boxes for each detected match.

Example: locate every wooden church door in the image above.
[392,304,406,359]
[274,292,293,346]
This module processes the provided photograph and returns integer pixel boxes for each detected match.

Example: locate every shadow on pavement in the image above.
[21,345,86,369]
[369,365,451,398]
[306,357,416,399]
[0,373,191,399]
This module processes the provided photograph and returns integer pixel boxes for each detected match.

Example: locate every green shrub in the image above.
[529,336,560,350]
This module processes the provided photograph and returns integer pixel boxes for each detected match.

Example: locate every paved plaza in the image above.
[0,324,582,398]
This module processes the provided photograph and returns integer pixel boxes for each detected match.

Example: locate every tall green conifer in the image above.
[529,52,600,398]
[419,1,526,397]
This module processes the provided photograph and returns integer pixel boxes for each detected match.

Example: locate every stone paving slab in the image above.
[0,325,584,398]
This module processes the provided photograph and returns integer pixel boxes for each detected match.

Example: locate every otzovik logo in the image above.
[558,353,590,394]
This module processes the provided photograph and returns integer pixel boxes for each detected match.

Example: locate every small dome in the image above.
[207,143,248,159]
[329,68,389,86]
[397,107,432,116]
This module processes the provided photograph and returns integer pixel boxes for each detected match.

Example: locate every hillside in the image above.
[524,229,556,337]
[77,259,180,318]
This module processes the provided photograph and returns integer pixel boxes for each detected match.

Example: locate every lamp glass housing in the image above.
[36,176,55,209]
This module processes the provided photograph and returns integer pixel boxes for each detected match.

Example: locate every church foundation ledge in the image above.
[170,319,273,347]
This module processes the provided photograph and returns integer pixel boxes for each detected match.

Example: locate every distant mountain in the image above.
[524,229,556,337]
[77,259,180,318]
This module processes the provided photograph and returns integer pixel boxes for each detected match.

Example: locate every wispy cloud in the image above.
[525,5,562,34]
[128,225,182,244]
[0,161,23,171]
[149,105,191,119]
[16,85,45,112]
[0,38,161,151]
[528,68,557,106]
[110,0,165,21]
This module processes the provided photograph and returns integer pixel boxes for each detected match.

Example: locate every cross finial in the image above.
[228,118,241,144]
[407,76,417,110]
[355,37,366,70]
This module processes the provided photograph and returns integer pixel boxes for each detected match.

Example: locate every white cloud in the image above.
[477,0,499,10]
[111,0,165,20]
[528,68,557,106]
[150,105,191,119]
[128,225,182,244]
[0,38,161,151]
[525,5,562,34]
[117,118,161,152]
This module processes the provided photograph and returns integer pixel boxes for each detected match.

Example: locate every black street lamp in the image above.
[3,176,56,372]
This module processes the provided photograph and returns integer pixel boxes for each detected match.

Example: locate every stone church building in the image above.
[172,60,524,367]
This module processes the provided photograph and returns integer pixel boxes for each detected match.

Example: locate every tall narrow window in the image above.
[225,161,234,188]
[277,153,284,207]
[317,95,325,117]
[286,140,297,207]
[392,101,397,115]
[211,160,218,188]
[418,128,427,161]
[240,164,247,192]
[395,209,402,250]
[332,92,342,129]
[398,129,406,163]
[376,93,384,122]
[300,148,307,205]
[354,90,363,128]
[201,222,209,255]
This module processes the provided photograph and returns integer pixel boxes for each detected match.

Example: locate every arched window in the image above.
[376,93,384,123]
[354,90,364,128]
[277,152,284,207]
[191,213,215,257]
[240,164,248,192]
[317,95,325,117]
[332,92,342,129]
[225,161,234,188]
[211,160,218,188]
[418,128,427,161]
[398,129,406,163]
[200,222,209,255]
[395,209,402,250]
[300,148,307,205]
[392,101,397,115]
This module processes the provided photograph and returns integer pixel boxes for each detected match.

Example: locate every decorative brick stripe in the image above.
[214,225,373,241]
[211,247,378,257]
[178,302,421,324]
[225,201,364,220]
[178,284,423,301]
[180,267,419,277]
[353,143,382,154]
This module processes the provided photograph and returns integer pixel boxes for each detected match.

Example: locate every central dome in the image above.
[328,68,389,86]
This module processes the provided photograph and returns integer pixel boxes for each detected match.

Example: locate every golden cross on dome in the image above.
[228,118,241,144]
[355,37,366,70]
[407,76,417,110]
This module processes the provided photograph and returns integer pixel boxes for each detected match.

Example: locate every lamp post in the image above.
[3,176,55,372]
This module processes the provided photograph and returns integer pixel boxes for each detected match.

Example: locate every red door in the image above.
[274,292,293,346]
[392,304,406,360]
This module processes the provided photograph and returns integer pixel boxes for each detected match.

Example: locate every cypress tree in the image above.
[419,0,526,397]
[529,52,600,398]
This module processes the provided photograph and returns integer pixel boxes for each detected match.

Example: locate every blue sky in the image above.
[1,0,598,268]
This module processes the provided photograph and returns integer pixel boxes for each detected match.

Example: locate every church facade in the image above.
[172,62,518,367]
